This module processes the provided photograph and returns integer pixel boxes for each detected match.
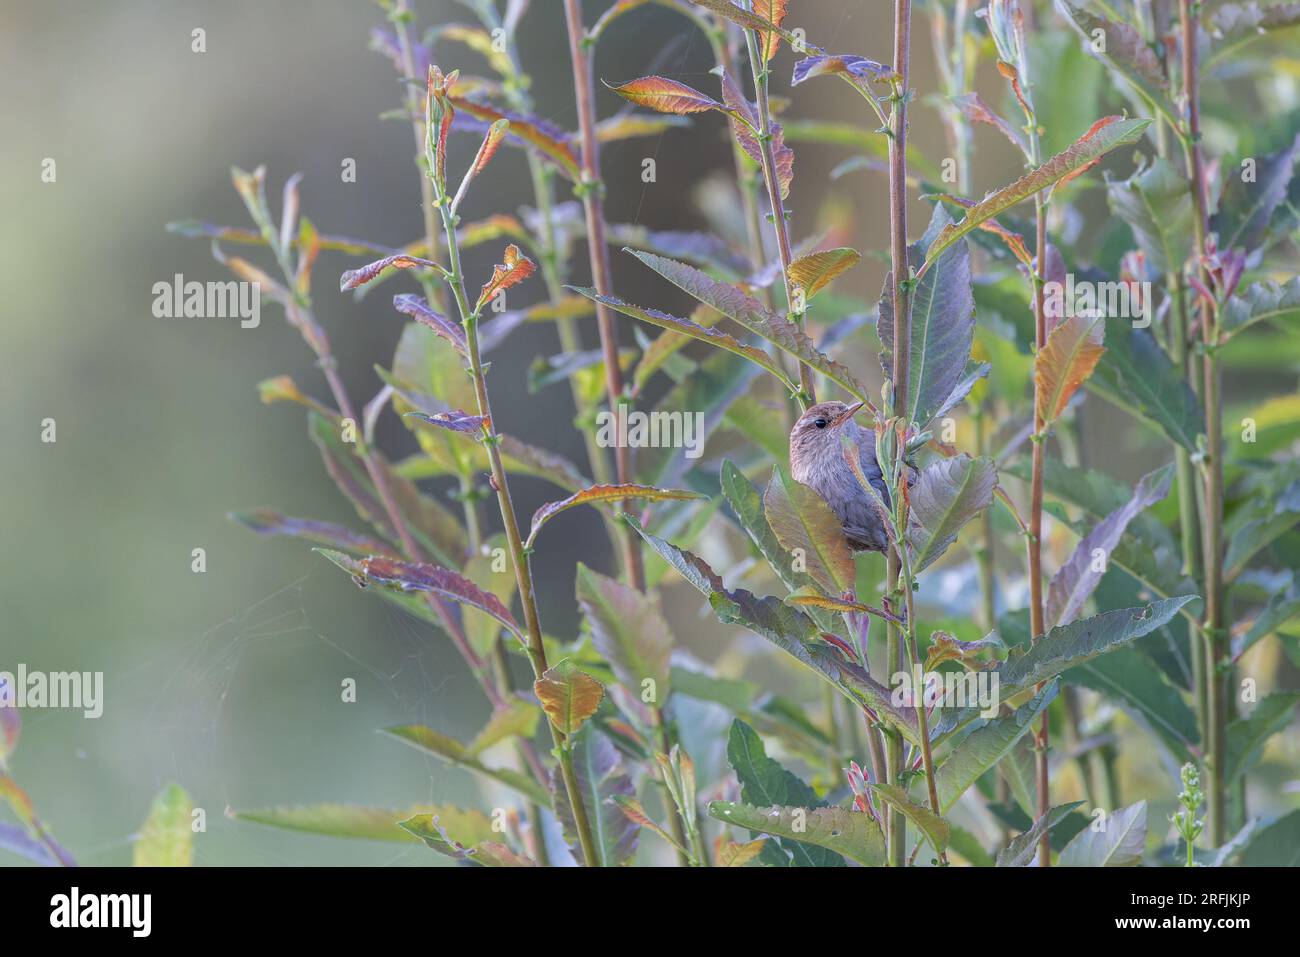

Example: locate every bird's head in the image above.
[789,400,866,465]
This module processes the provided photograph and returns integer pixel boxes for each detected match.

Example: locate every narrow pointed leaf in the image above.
[996,801,1085,866]
[381,726,549,804]
[919,117,1150,273]
[1106,158,1194,275]
[1226,692,1300,782]
[551,726,638,866]
[576,563,673,704]
[531,485,705,547]
[869,783,950,853]
[1058,801,1148,867]
[1221,277,1300,340]
[607,76,729,115]
[908,455,998,573]
[341,253,441,291]
[763,465,856,595]
[1035,313,1105,427]
[1055,2,1176,125]
[1088,321,1204,451]
[708,803,886,867]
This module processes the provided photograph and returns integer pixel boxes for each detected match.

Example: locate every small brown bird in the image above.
[789,400,892,553]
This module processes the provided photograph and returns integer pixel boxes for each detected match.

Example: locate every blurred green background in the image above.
[3,1,1295,865]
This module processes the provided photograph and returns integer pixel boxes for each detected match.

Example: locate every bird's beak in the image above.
[831,401,865,427]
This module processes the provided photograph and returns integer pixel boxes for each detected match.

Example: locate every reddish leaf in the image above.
[952,92,1027,155]
[229,509,389,555]
[754,0,789,61]
[528,484,705,547]
[1035,314,1106,425]
[475,244,537,312]
[791,54,891,88]
[451,97,581,180]
[719,70,794,199]
[471,118,510,175]
[607,76,728,116]
[788,247,861,300]
[341,254,442,292]
[534,660,605,736]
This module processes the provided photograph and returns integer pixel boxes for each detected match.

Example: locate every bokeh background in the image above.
[2,0,1295,865]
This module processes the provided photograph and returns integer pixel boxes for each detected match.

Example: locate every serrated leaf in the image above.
[789,248,861,300]
[1035,313,1105,425]
[535,659,605,736]
[1106,159,1194,275]
[716,839,768,866]
[879,206,978,429]
[393,293,467,356]
[1088,321,1205,451]
[934,683,1058,813]
[1046,465,1173,629]
[1068,645,1199,762]
[763,464,856,595]
[1226,692,1300,782]
[626,249,873,402]
[340,253,441,292]
[999,598,1198,698]
[718,69,794,200]
[575,563,673,705]
[919,117,1150,272]
[530,484,705,547]
[398,813,534,865]
[1058,801,1148,867]
[569,288,797,391]
[996,801,1085,866]
[869,783,949,853]
[708,803,886,867]
[908,455,998,573]
[316,550,523,643]
[1212,134,1299,254]
[1055,2,1176,125]
[551,726,638,866]
[613,796,690,856]
[476,244,536,312]
[133,783,193,867]
[607,75,730,115]
[1221,277,1300,340]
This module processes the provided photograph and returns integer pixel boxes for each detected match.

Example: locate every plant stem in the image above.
[744,27,816,405]
[1177,0,1227,846]
[883,0,914,869]
[563,0,647,593]
[1028,191,1050,868]
[434,187,598,867]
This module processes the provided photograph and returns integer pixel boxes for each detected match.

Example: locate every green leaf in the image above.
[1054,2,1176,127]
[763,464,857,595]
[1068,646,1199,762]
[1000,598,1197,698]
[919,117,1151,271]
[908,454,998,573]
[467,697,541,757]
[551,726,638,866]
[228,509,387,555]
[1233,582,1300,660]
[575,563,674,706]
[530,483,704,548]
[880,206,978,428]
[1212,135,1300,254]
[1058,801,1148,866]
[133,783,194,867]
[1226,692,1300,782]
[381,725,549,804]
[934,683,1058,814]
[569,287,797,391]
[625,249,875,402]
[726,719,840,867]
[1106,159,1194,275]
[1221,277,1300,340]
[1046,465,1174,629]
[870,783,950,854]
[1207,2,1300,67]
[398,814,535,865]
[234,802,492,845]
[1238,808,1300,866]
[708,802,886,867]
[996,802,1086,866]
[1088,322,1205,451]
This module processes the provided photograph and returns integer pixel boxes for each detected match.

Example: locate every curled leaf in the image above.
[788,248,861,301]
[476,244,536,313]
[341,254,442,292]
[405,409,488,434]
[393,293,467,355]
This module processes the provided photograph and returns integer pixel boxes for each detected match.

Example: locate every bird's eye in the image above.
[814,417,828,429]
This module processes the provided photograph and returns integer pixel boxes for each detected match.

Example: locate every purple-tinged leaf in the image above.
[1055,2,1175,125]
[879,206,977,429]
[1046,465,1174,629]
[551,726,638,866]
[0,823,61,867]
[907,455,998,573]
[341,254,442,292]
[229,509,389,555]
[1211,134,1300,255]
[792,54,891,88]
[952,92,1027,155]
[393,294,467,356]
[719,69,794,199]
[317,549,523,644]
[405,410,488,434]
